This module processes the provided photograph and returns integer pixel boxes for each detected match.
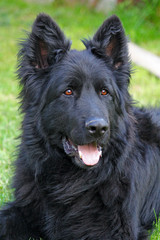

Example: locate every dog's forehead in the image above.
[66,49,103,70]
[49,49,114,93]
[62,50,112,82]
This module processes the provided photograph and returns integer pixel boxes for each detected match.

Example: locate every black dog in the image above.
[0,13,160,240]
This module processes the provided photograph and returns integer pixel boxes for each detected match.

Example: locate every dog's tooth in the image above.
[79,151,82,159]
[73,145,77,151]
[98,146,102,152]
[99,149,102,157]
[100,151,102,157]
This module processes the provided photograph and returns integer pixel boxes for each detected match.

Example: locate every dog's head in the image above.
[18,14,131,169]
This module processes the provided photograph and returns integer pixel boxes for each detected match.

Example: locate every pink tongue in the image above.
[78,143,101,166]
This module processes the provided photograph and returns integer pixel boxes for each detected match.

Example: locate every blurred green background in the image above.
[0,0,160,239]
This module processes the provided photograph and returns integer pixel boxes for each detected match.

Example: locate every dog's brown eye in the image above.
[64,89,73,96]
[101,89,108,96]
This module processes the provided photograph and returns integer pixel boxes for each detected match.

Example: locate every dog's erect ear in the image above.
[83,15,129,69]
[19,13,71,69]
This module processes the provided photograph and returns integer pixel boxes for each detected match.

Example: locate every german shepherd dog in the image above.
[0,13,160,240]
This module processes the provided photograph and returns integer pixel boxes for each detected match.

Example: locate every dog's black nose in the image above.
[85,118,108,138]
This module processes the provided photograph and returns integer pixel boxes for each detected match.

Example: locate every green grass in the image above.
[0,0,160,239]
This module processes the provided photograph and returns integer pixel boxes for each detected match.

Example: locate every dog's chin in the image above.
[62,137,102,169]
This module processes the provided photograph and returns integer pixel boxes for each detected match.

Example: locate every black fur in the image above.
[0,13,160,240]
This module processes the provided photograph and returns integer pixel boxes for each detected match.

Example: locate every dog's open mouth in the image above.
[62,137,102,166]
